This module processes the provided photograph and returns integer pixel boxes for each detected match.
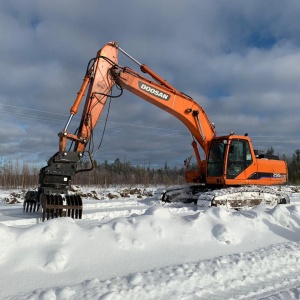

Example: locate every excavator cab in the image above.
[206,135,287,186]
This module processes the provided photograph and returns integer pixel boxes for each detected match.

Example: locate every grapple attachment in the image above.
[41,194,83,221]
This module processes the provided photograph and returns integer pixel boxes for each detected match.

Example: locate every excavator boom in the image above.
[110,66,216,155]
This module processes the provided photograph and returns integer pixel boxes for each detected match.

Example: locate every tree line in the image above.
[0,157,186,189]
[75,158,186,187]
[1,149,300,189]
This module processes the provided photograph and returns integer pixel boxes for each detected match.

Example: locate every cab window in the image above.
[207,140,225,177]
[226,139,253,179]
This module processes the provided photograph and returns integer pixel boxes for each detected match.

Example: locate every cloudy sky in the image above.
[1,0,300,168]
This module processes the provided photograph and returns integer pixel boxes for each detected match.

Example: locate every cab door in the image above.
[225,139,255,182]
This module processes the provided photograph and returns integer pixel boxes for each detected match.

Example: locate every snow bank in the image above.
[2,201,300,299]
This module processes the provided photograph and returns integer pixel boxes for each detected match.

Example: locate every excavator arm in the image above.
[24,42,119,220]
[59,42,119,152]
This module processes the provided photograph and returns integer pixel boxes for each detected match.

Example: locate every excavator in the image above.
[23,41,289,221]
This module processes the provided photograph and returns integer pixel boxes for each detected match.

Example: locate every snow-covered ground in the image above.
[1,185,300,299]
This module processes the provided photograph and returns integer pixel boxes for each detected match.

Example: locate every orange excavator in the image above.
[24,41,289,220]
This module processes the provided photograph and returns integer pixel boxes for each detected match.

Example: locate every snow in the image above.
[1,186,300,299]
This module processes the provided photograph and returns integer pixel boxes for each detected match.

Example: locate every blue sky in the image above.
[0,0,300,167]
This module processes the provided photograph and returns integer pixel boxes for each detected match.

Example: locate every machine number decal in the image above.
[273,173,286,178]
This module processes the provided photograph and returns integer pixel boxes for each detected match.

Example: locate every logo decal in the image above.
[138,81,170,100]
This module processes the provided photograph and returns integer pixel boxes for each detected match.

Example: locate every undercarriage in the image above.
[160,184,290,209]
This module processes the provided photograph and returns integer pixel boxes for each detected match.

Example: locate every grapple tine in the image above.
[79,195,83,218]
[71,196,75,219]
[59,195,64,217]
[55,194,60,217]
[25,202,29,212]
[66,196,71,217]
[54,195,57,218]
[76,195,83,219]
[74,196,79,219]
[67,195,73,218]
[49,194,53,220]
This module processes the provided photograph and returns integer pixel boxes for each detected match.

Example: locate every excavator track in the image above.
[160,185,290,209]
[161,184,210,203]
[197,186,290,209]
